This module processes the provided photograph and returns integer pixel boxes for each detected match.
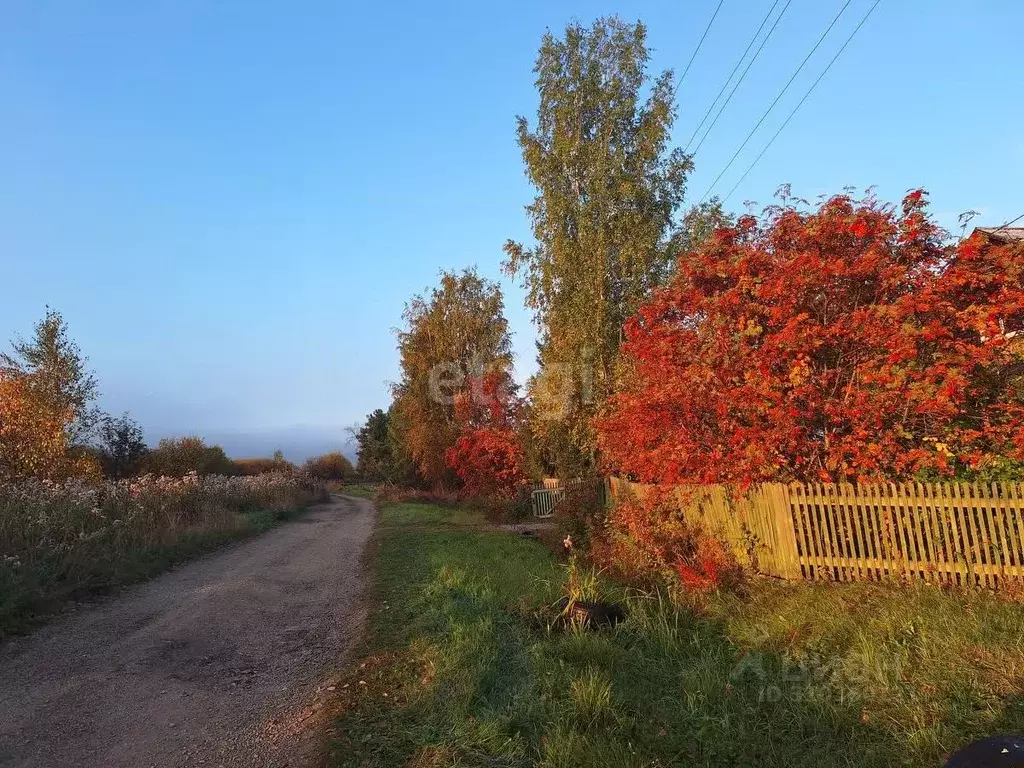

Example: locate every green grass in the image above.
[338,483,377,500]
[326,501,1024,767]
[0,505,308,638]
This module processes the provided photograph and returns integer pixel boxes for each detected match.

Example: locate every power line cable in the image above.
[683,0,785,152]
[723,0,884,202]
[698,0,856,202]
[686,0,793,155]
[673,0,726,97]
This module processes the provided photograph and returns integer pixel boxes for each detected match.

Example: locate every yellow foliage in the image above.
[0,373,72,483]
[69,450,104,484]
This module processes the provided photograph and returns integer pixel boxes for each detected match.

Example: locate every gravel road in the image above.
[0,494,375,768]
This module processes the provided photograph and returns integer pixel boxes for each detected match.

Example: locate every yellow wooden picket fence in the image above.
[602,477,1024,587]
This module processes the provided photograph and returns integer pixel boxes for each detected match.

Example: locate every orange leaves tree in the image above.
[393,268,515,490]
[0,372,71,482]
[1,308,100,445]
[444,372,527,498]
[2,309,109,482]
[598,190,1024,486]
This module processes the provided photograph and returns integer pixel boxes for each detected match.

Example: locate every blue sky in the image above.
[2,0,1022,458]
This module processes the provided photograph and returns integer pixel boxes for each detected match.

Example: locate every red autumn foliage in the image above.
[444,371,527,498]
[598,191,1024,485]
[589,486,739,591]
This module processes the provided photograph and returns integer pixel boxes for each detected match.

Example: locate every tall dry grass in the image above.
[0,471,327,635]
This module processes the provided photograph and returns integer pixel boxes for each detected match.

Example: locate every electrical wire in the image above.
[698,0,857,202]
[683,0,785,152]
[686,0,794,155]
[722,0,884,202]
[673,0,726,97]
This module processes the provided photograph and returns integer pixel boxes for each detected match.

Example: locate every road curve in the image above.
[0,494,375,768]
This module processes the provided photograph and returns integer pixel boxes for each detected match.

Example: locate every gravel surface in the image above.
[0,494,375,768]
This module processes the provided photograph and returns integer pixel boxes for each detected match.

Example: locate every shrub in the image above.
[146,437,239,477]
[96,413,149,479]
[235,458,280,476]
[471,487,534,523]
[598,190,1024,485]
[589,487,743,594]
[235,452,295,476]
[372,484,461,507]
[303,452,355,481]
[444,372,527,499]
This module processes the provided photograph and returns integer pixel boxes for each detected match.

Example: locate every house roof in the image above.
[973,227,1024,244]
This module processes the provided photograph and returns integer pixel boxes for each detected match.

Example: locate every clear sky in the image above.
[2,0,1022,459]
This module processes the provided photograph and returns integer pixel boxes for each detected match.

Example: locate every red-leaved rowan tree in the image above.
[597,190,1024,485]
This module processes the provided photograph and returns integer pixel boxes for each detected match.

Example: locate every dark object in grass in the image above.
[945,736,1024,767]
[554,597,627,629]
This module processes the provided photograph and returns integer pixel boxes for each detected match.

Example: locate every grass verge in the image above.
[337,483,377,500]
[325,501,1024,767]
[0,504,312,638]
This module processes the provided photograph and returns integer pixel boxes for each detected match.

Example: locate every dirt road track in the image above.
[0,494,375,768]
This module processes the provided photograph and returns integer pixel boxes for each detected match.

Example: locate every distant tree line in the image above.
[1,309,356,484]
